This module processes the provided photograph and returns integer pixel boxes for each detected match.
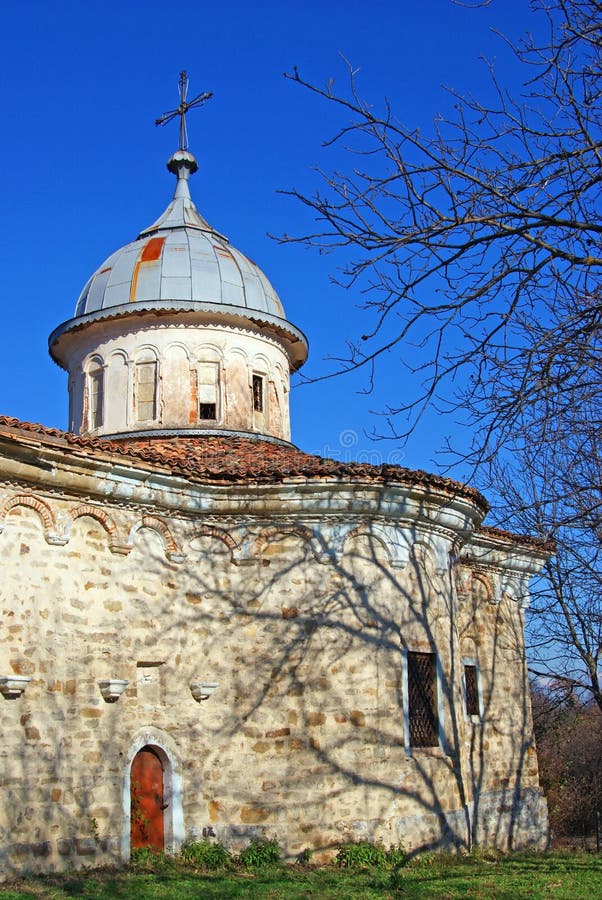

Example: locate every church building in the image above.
[0,78,549,879]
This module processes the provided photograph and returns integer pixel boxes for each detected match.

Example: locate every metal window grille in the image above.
[408,651,438,747]
[464,664,480,717]
[252,374,264,413]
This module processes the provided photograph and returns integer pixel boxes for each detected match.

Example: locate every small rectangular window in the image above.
[252,374,264,413]
[89,367,104,430]
[407,651,438,747]
[136,661,165,708]
[464,663,480,718]
[199,403,217,420]
[198,363,219,422]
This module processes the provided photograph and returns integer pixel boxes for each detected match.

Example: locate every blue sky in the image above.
[0,0,543,476]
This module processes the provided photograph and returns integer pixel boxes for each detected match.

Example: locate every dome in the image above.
[48,141,308,443]
[73,150,287,323]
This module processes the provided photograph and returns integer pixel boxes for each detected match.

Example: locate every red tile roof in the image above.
[477,524,554,553]
[0,416,553,550]
[0,415,488,508]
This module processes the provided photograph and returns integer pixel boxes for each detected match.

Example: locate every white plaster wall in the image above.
[64,316,292,441]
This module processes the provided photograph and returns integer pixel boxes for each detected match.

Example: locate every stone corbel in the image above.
[412,531,451,575]
[501,573,530,608]
[45,532,69,546]
[230,528,260,566]
[313,522,351,564]
[109,540,133,556]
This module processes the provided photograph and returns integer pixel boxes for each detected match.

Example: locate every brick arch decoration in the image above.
[188,525,239,560]
[409,539,438,570]
[343,525,393,566]
[469,571,496,604]
[68,504,130,555]
[252,523,321,560]
[129,515,184,562]
[0,493,63,544]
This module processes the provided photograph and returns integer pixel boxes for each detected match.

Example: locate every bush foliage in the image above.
[237,837,281,868]
[336,841,407,870]
[179,839,232,870]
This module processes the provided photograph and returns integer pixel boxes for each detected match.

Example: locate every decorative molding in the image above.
[0,493,65,545]
[189,525,239,563]
[128,515,185,562]
[251,523,323,563]
[70,503,117,538]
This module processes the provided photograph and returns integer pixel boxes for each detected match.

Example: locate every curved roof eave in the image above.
[48,300,309,369]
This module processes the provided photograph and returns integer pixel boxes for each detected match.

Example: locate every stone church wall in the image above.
[0,484,547,880]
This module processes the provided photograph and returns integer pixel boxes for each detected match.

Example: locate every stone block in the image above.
[240,806,269,824]
[9,844,32,861]
[265,727,290,738]
[305,712,325,727]
[349,710,365,727]
[75,838,97,856]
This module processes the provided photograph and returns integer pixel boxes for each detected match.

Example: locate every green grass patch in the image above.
[1,850,601,899]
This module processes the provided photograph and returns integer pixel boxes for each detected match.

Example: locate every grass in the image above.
[1,850,601,899]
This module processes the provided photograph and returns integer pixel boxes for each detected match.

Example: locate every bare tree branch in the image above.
[280,0,602,467]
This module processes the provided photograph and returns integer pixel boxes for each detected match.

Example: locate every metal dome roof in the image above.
[73,150,286,321]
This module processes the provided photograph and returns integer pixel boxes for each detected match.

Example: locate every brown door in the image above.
[130,746,165,850]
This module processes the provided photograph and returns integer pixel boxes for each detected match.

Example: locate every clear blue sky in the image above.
[0,0,543,476]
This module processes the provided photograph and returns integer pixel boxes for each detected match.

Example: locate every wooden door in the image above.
[130,746,165,850]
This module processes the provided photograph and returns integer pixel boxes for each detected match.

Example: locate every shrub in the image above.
[238,837,281,868]
[180,839,232,870]
[386,844,408,869]
[129,847,175,872]
[336,841,387,869]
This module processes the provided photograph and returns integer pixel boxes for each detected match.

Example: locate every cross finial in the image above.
[155,71,212,151]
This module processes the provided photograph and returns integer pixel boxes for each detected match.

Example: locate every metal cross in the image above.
[155,71,212,152]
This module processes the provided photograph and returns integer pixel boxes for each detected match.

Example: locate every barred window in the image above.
[252,374,264,413]
[407,651,438,747]
[464,663,480,718]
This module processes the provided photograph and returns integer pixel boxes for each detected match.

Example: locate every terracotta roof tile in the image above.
[0,415,488,510]
[477,524,554,553]
[0,417,551,551]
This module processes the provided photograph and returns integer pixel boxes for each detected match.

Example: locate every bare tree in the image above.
[282,0,602,465]
[486,402,602,711]
[532,684,602,838]
[282,0,602,707]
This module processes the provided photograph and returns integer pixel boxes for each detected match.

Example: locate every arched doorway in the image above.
[130,745,165,850]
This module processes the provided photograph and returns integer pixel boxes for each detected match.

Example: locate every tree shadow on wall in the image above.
[0,506,545,878]
[137,521,543,858]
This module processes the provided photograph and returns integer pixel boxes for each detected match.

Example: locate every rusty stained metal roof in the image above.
[68,151,289,324]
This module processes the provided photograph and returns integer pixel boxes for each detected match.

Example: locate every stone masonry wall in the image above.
[0,484,547,879]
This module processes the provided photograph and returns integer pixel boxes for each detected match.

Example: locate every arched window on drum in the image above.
[135,351,158,423]
[86,357,104,431]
